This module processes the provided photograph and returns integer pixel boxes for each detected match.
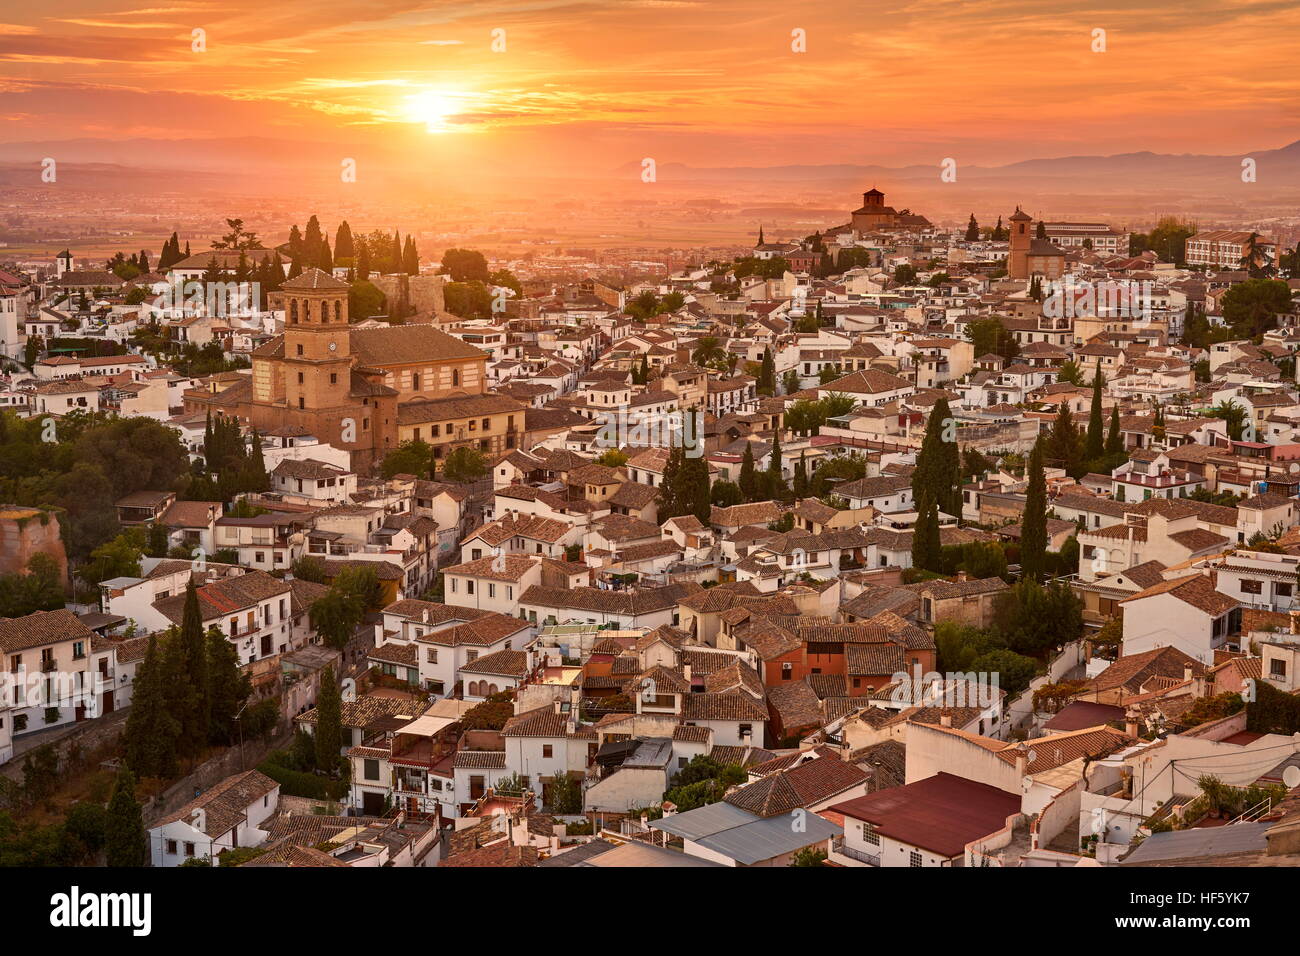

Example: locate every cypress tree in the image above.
[638,353,649,385]
[794,451,809,499]
[911,492,942,573]
[1020,437,1047,582]
[936,399,961,518]
[739,442,757,502]
[1105,404,1123,457]
[356,241,370,281]
[105,769,147,867]
[314,666,343,774]
[403,236,419,275]
[123,636,179,779]
[270,251,286,288]
[335,220,355,261]
[174,580,210,758]
[767,429,783,492]
[914,397,961,519]
[1049,402,1081,477]
[319,237,333,272]
[965,215,979,241]
[207,625,251,745]
[304,216,323,268]
[1085,360,1104,462]
[660,444,684,518]
[248,428,268,491]
[683,453,712,524]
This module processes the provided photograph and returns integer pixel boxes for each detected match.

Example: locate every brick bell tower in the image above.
[281,267,354,418]
[1008,206,1033,279]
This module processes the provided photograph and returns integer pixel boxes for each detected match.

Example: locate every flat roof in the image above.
[652,802,840,865]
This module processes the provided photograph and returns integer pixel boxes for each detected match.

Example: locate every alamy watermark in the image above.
[151,280,262,318]
[1042,279,1155,320]
[889,663,1001,709]
[594,406,704,457]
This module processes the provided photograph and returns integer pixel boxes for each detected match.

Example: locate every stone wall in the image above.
[0,506,68,582]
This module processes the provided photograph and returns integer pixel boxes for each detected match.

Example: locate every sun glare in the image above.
[403,89,465,133]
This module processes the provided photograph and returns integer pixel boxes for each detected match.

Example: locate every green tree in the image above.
[123,635,179,779]
[309,586,365,650]
[442,447,487,483]
[314,666,343,774]
[105,769,147,867]
[1020,438,1047,582]
[1056,359,1085,386]
[1047,402,1083,478]
[738,442,757,502]
[166,580,210,762]
[381,440,434,479]
[348,279,386,321]
[964,215,979,241]
[911,492,943,573]
[207,625,253,745]
[1105,404,1123,457]
[439,248,490,282]
[1085,361,1105,462]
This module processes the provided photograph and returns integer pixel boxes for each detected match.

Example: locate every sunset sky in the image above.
[2,0,1299,175]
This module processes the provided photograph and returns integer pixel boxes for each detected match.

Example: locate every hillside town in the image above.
[2,190,1300,873]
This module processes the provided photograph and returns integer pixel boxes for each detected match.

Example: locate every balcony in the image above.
[831,836,880,866]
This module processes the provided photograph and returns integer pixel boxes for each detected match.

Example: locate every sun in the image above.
[402,89,465,134]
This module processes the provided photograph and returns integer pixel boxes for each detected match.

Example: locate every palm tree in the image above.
[1211,399,1249,442]
[691,336,724,366]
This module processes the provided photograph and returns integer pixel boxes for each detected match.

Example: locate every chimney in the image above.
[682,663,692,683]
[190,808,206,831]
[1124,709,1139,738]
[955,570,968,583]
[1291,609,1300,636]
[940,711,952,728]
[1013,747,1028,778]
[1183,665,1193,682]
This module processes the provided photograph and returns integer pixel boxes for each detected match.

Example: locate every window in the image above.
[1271,659,1288,678]
[542,744,553,758]
[466,651,478,663]
[184,842,196,857]
[426,648,438,663]
[861,822,879,846]
[166,839,178,855]
[412,373,421,390]
[452,369,460,387]
[1242,580,1262,595]
[482,418,491,431]
[330,373,338,385]
[296,344,304,356]
[363,759,380,781]
[297,372,304,384]
[467,580,475,595]
[909,850,923,868]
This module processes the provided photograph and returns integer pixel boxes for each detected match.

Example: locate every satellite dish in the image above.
[1283,765,1300,789]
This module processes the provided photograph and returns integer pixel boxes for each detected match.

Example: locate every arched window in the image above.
[334,300,342,322]
[302,299,310,322]
[487,683,498,696]
[290,300,298,324]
